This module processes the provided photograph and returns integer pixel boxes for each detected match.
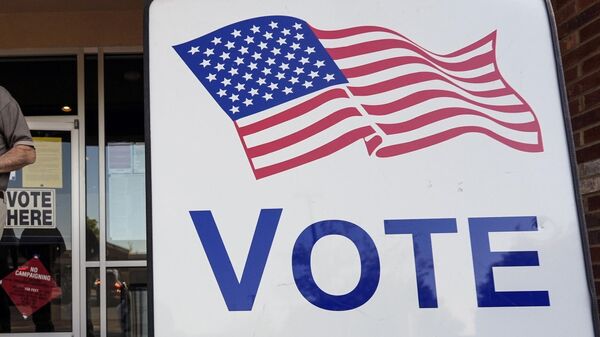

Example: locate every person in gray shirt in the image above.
[0,86,36,241]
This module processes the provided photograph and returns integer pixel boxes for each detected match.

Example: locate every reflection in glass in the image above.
[86,268,100,337]
[104,54,146,260]
[106,267,148,337]
[0,130,72,333]
[86,55,100,261]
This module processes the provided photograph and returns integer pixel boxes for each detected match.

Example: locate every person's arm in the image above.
[0,144,35,173]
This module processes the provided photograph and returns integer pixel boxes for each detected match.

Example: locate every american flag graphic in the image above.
[174,16,543,179]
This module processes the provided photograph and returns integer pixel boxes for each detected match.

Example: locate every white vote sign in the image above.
[148,0,598,336]
[5,188,56,229]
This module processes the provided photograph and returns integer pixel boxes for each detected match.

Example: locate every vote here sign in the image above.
[6,189,56,229]
[147,1,598,337]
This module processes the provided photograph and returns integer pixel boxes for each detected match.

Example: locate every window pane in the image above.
[104,54,146,260]
[86,268,100,337]
[0,56,77,116]
[86,55,100,261]
[106,267,148,337]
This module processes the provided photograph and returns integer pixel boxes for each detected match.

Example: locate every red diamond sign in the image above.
[0,257,62,318]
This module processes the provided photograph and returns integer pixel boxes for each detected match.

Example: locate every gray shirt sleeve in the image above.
[0,100,34,148]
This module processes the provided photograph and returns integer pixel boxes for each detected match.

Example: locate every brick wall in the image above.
[551,0,600,303]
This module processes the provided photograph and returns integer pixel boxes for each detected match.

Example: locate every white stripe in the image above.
[379,114,538,145]
[346,62,505,92]
[243,96,354,147]
[335,49,496,78]
[235,86,348,128]
[249,116,368,168]
[367,97,534,125]
[321,31,493,63]
[354,79,521,106]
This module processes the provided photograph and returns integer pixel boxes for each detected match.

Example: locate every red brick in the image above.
[592,246,600,261]
[563,35,600,68]
[561,32,579,51]
[575,131,584,146]
[577,0,598,11]
[590,195,600,211]
[557,1,577,24]
[572,106,600,130]
[588,229,600,245]
[570,98,582,116]
[577,142,600,162]
[585,88,600,109]
[567,70,600,96]
[582,52,600,73]
[584,124,600,144]
[558,2,600,38]
[593,263,600,278]
[581,17,600,42]
[565,66,579,83]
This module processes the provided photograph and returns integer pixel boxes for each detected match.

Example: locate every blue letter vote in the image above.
[189,209,282,311]
[384,218,458,308]
[469,216,550,307]
[292,220,380,311]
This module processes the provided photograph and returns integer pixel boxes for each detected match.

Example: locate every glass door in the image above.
[0,121,80,337]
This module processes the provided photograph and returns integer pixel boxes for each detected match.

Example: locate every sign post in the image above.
[147,1,599,336]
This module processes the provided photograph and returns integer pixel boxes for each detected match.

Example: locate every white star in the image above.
[299,57,310,65]
[324,73,335,82]
[248,62,258,70]
[294,33,304,40]
[244,36,255,44]
[308,71,319,79]
[217,89,227,97]
[250,25,261,34]
[221,78,232,86]
[293,22,302,30]
[215,63,225,71]
[229,106,239,114]
[284,53,295,60]
[248,88,259,96]
[265,58,276,66]
[289,77,299,84]
[211,37,222,45]
[200,59,211,67]
[219,52,230,60]
[242,73,253,81]
[229,94,239,102]
[271,48,281,56]
[257,78,267,86]
[239,46,249,55]
[314,60,325,68]
[305,46,316,54]
[282,87,293,95]
[279,63,290,71]
[188,46,200,54]
[234,57,244,65]
[269,21,278,29]
[263,92,273,101]
[293,67,304,75]
[268,82,279,91]
[235,83,246,91]
[228,67,239,76]
[302,81,313,88]
[281,28,291,36]
[275,72,285,80]
[243,98,253,106]
[263,32,273,40]
[276,37,287,45]
[205,73,217,82]
[251,52,262,60]
[261,67,272,75]
[225,41,235,49]
[291,43,301,50]
[203,48,214,56]
[258,42,268,50]
[232,29,242,38]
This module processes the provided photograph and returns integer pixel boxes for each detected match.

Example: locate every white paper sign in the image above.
[6,189,56,229]
[148,1,597,336]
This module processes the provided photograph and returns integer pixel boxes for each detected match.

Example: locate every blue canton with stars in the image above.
[173,16,348,121]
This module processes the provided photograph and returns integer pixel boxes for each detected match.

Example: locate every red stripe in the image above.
[245,107,362,158]
[375,126,543,158]
[348,72,511,98]
[376,107,539,135]
[327,40,494,71]
[238,88,348,136]
[252,126,376,179]
[311,25,496,59]
[362,90,529,115]
[342,56,499,83]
